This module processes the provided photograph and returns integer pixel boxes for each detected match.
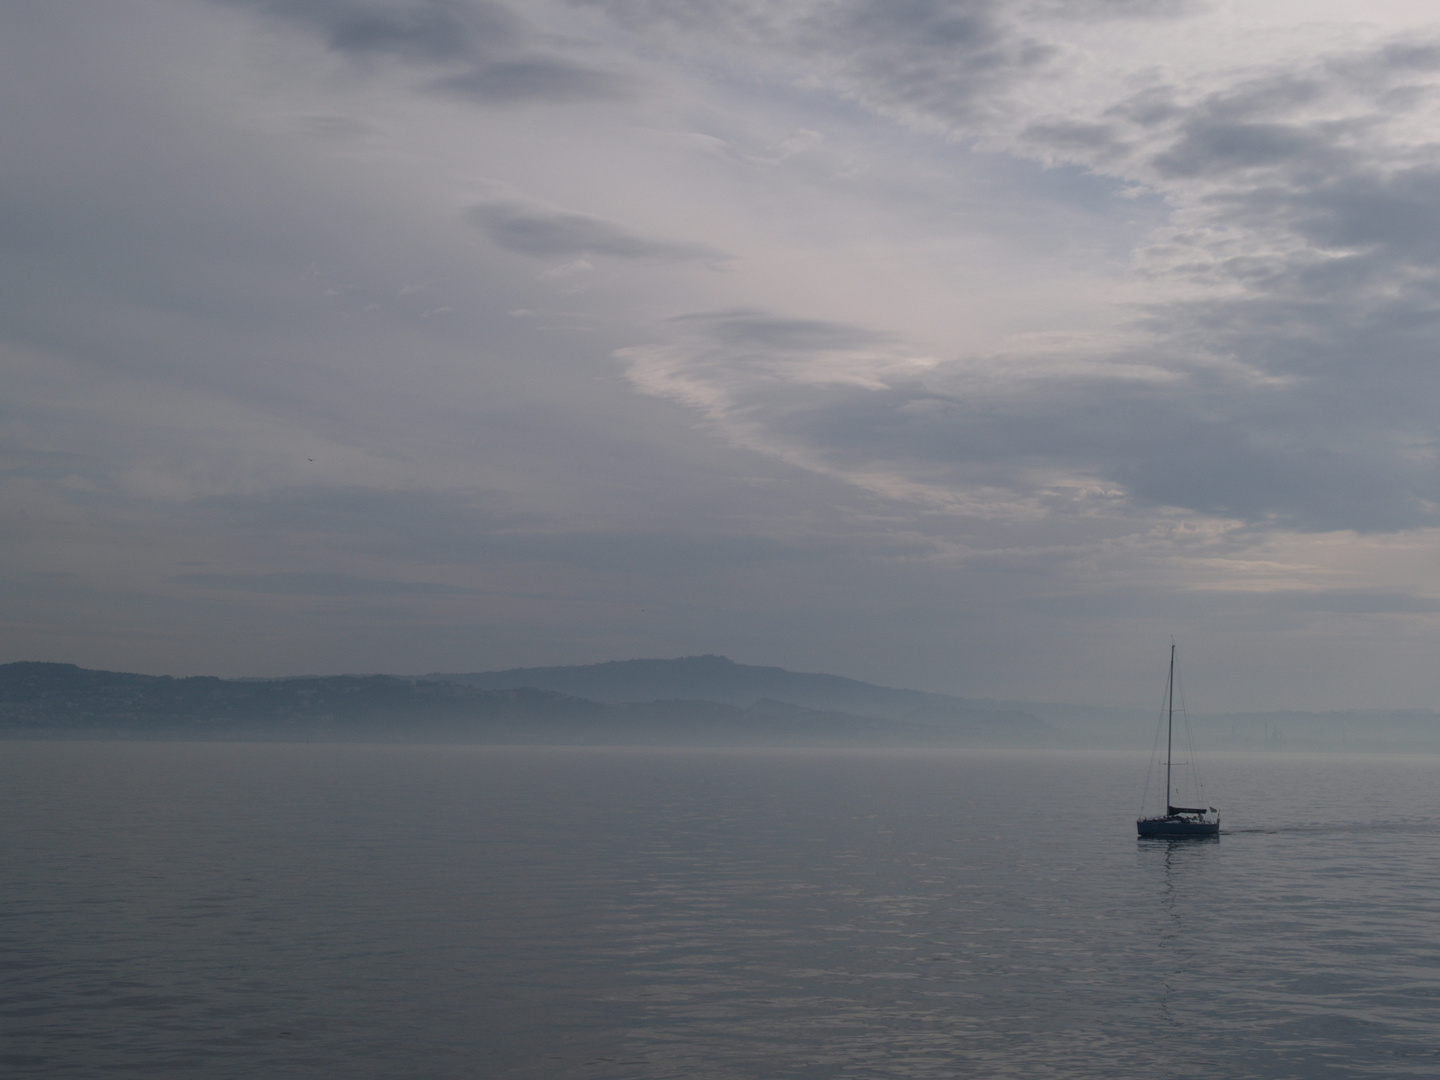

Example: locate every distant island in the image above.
[4,655,1439,750]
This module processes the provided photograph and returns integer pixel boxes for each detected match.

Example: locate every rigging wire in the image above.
[1174,655,1208,809]
[1139,651,1171,818]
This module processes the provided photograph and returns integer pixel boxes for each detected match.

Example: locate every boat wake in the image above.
[1224,819,1434,836]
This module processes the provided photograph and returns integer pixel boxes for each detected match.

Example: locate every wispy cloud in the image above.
[171,571,483,596]
[467,201,726,262]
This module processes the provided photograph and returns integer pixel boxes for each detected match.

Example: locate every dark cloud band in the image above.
[216,0,632,103]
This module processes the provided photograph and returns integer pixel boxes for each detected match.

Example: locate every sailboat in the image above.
[1137,643,1219,838]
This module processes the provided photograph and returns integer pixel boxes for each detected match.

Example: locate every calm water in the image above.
[1,744,1437,1078]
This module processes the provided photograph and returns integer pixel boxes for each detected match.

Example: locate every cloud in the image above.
[171,571,483,596]
[1037,0,1203,19]
[431,56,630,102]
[218,0,632,103]
[578,0,1052,127]
[1260,589,1440,615]
[187,484,853,574]
[466,201,726,262]
[789,0,1047,125]
[628,274,1440,532]
[548,11,1440,535]
[265,0,524,62]
[669,309,894,352]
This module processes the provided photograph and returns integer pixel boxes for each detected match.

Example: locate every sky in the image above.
[7,0,1440,710]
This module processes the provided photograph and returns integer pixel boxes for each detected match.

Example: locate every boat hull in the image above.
[1137,816,1219,838]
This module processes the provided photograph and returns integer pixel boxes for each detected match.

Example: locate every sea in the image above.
[2,742,1437,1078]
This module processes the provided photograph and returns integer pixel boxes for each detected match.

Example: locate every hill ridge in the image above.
[0,660,1045,745]
[424,654,1040,727]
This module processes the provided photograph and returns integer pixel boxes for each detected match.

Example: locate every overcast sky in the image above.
[8,0,1440,709]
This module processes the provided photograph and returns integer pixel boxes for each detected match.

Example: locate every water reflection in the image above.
[1143,834,1220,1029]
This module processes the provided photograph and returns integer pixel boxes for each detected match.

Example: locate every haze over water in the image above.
[3,743,1437,1077]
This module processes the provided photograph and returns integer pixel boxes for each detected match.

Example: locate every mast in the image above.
[1166,641,1175,814]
